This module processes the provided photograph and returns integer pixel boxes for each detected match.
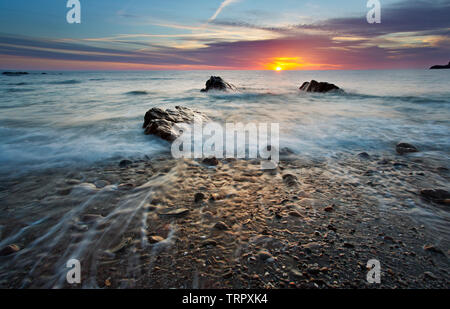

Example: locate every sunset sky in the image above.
[0,0,449,70]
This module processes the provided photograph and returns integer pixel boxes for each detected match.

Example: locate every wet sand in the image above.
[0,151,449,288]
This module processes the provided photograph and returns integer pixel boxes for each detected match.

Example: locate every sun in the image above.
[275,66,283,71]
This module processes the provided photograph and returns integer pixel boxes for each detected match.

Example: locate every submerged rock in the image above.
[396,143,418,155]
[299,80,341,93]
[201,76,236,92]
[142,106,210,142]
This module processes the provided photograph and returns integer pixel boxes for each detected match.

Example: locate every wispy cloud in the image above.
[208,0,240,22]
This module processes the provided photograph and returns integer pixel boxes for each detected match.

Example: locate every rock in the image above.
[73,183,98,193]
[430,61,450,69]
[202,157,219,166]
[324,205,334,212]
[257,250,273,261]
[158,208,190,218]
[95,180,110,188]
[194,192,205,203]
[2,71,29,76]
[420,189,450,205]
[423,244,445,255]
[80,214,103,223]
[119,159,132,168]
[202,240,217,247]
[288,211,302,217]
[423,271,438,280]
[343,242,355,248]
[299,80,341,93]
[396,143,418,155]
[66,179,81,185]
[302,242,322,253]
[223,271,233,279]
[200,76,236,92]
[142,106,210,142]
[0,244,20,256]
[148,235,165,244]
[213,221,229,231]
[108,237,132,254]
[118,183,135,190]
[282,174,299,187]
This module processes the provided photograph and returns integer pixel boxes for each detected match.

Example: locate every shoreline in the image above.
[0,150,448,288]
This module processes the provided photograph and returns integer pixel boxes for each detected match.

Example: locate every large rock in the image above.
[299,80,341,93]
[143,106,209,142]
[430,61,450,69]
[201,76,236,92]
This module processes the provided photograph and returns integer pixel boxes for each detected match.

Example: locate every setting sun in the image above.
[275,66,282,71]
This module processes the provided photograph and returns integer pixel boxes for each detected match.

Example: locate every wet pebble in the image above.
[0,244,20,256]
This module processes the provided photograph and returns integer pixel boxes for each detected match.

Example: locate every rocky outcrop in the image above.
[396,143,418,155]
[299,80,341,93]
[201,76,236,92]
[430,61,450,69]
[143,106,210,142]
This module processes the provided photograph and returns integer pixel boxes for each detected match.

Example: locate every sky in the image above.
[0,0,449,70]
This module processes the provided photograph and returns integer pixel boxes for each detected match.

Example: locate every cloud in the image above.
[208,0,240,22]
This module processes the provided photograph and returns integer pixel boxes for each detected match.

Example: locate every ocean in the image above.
[1,70,449,176]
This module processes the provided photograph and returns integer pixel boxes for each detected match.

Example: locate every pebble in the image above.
[358,152,370,159]
[148,236,165,244]
[423,244,444,255]
[119,160,133,168]
[288,211,302,217]
[324,205,334,212]
[343,242,355,248]
[0,244,20,256]
[194,192,205,203]
[213,221,229,231]
[424,271,438,280]
[95,180,110,188]
[282,174,298,187]
[396,143,418,155]
[66,179,81,185]
[158,208,190,218]
[257,250,273,261]
[202,157,219,166]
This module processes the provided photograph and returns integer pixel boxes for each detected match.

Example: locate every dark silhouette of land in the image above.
[430,61,450,69]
